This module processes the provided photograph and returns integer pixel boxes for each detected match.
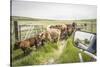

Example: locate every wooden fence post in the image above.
[19,25,21,41]
[14,21,19,42]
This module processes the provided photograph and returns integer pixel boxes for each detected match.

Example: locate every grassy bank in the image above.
[56,37,93,64]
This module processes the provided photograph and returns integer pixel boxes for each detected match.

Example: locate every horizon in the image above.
[11,16,96,20]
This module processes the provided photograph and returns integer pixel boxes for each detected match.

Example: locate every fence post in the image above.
[14,21,19,42]
[19,25,21,41]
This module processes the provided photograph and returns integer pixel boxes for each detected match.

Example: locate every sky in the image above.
[12,0,97,20]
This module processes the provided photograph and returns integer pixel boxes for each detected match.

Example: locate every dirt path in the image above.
[45,40,67,64]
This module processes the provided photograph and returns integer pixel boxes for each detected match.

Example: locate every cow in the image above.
[48,24,67,31]
[47,24,68,40]
[39,28,61,44]
[13,35,44,54]
[66,22,76,36]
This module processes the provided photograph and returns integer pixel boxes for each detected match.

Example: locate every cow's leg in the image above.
[21,48,26,55]
[41,39,45,46]
[48,34,52,42]
[35,44,39,51]
[26,47,32,54]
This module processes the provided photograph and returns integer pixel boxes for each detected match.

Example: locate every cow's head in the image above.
[39,32,46,40]
[13,41,21,50]
[35,34,45,47]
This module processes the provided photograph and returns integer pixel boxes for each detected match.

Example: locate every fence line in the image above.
[24,25,34,40]
[77,22,96,33]
[18,24,44,41]
[12,21,96,43]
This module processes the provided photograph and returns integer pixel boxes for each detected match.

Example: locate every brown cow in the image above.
[14,35,44,54]
[66,23,76,36]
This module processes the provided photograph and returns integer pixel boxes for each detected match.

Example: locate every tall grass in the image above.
[56,37,93,63]
[12,37,93,66]
[12,42,58,66]
[56,38,80,63]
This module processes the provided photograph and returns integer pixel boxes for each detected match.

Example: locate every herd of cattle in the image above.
[13,22,77,54]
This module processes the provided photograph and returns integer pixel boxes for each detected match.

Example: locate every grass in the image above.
[12,42,59,66]
[12,36,94,66]
[56,36,93,64]
[11,18,96,66]
[56,37,80,63]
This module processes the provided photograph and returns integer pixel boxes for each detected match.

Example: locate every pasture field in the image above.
[11,17,96,66]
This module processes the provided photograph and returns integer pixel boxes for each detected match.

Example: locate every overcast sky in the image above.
[12,0,97,20]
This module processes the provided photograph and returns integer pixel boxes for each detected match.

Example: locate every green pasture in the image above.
[11,18,96,66]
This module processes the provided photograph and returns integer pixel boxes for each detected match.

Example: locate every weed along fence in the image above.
[12,21,45,42]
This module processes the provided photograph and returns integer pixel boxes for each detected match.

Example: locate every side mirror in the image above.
[74,31,96,54]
